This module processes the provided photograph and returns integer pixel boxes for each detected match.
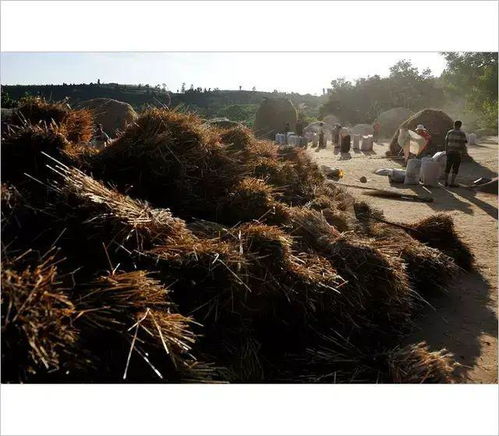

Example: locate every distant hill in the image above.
[1,83,327,125]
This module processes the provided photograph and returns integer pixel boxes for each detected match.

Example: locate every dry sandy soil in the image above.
[308,137,498,383]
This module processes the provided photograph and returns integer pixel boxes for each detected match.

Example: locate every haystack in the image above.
[304,121,334,137]
[205,118,241,129]
[350,124,374,135]
[377,107,413,138]
[323,114,340,126]
[1,104,474,384]
[388,109,453,155]
[78,98,137,137]
[254,98,297,139]
[14,97,93,144]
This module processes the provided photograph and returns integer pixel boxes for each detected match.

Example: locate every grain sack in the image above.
[421,157,441,186]
[404,159,422,185]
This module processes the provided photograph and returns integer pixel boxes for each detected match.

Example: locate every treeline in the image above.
[1,84,326,127]
[320,53,498,130]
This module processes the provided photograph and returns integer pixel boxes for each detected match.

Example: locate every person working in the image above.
[318,122,325,149]
[332,124,341,147]
[372,121,381,143]
[284,122,290,144]
[92,123,110,150]
[295,118,304,137]
[444,120,467,187]
[415,124,432,156]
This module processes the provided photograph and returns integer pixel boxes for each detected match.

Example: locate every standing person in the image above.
[295,118,304,137]
[318,122,325,149]
[340,128,351,153]
[333,124,342,148]
[415,124,432,156]
[284,122,290,144]
[444,120,467,187]
[372,120,381,143]
[92,123,110,151]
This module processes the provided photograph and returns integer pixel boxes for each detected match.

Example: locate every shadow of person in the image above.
[404,270,498,382]
[333,147,340,156]
[361,150,377,156]
[389,182,477,215]
[339,152,352,161]
[451,187,498,220]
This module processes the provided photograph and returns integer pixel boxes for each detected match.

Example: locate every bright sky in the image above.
[1,52,447,95]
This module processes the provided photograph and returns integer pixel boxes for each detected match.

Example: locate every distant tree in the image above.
[441,52,498,129]
[181,83,186,93]
[320,60,444,124]
[239,85,242,91]
[252,86,256,92]
[97,79,101,85]
[1,89,17,108]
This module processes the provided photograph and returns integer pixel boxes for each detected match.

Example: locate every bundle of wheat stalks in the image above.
[1,100,473,383]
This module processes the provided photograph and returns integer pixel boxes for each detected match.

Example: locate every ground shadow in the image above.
[339,152,352,160]
[361,150,377,156]
[453,188,498,220]
[387,181,477,215]
[404,271,498,382]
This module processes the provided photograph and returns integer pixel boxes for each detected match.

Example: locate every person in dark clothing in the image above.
[333,124,342,147]
[92,123,110,150]
[318,122,325,149]
[340,131,351,153]
[444,120,467,187]
[372,121,381,143]
[284,122,291,144]
[295,118,304,137]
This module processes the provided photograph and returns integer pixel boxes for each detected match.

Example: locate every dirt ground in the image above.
[308,137,498,383]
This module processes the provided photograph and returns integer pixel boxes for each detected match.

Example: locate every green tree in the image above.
[319,60,444,125]
[441,52,498,129]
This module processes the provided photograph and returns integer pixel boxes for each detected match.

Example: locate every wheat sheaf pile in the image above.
[1,99,473,383]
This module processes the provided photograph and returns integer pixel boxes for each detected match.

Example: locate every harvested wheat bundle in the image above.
[406,213,474,270]
[286,207,341,251]
[277,147,325,204]
[1,101,477,384]
[1,254,82,381]
[15,97,93,144]
[54,165,188,248]
[220,125,254,150]
[1,123,72,185]
[220,177,289,224]
[71,270,203,382]
[93,108,241,220]
[366,223,460,296]
[388,341,462,383]
[1,183,22,212]
[288,334,462,383]
[245,139,279,160]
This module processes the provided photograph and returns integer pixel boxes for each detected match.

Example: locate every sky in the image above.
[0,52,448,95]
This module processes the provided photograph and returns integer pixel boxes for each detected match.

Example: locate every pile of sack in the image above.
[275,132,308,147]
[375,152,447,186]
